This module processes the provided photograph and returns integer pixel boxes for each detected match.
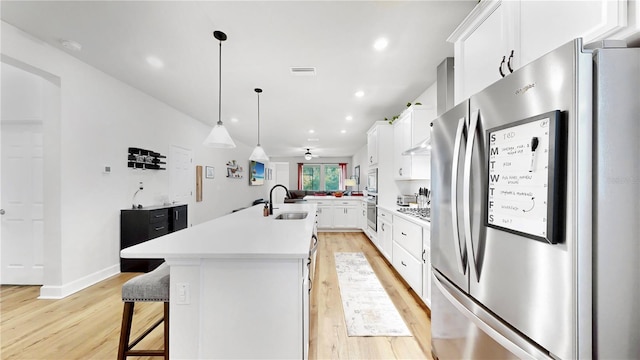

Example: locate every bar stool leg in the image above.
[164,302,169,360]
[117,302,134,360]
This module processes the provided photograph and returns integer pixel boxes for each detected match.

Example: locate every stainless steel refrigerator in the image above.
[430,38,640,359]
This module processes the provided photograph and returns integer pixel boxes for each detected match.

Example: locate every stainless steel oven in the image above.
[366,195,377,232]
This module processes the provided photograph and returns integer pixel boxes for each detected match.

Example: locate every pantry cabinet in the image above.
[449,0,639,103]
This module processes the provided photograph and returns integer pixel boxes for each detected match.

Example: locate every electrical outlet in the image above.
[139,181,144,190]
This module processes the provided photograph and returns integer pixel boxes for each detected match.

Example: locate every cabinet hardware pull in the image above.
[499,55,506,77]
[401,261,407,267]
[402,232,407,236]
[154,214,165,218]
[507,50,514,73]
[381,223,385,231]
[155,226,165,231]
[422,249,426,263]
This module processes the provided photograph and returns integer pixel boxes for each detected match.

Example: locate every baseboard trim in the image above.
[38,264,120,299]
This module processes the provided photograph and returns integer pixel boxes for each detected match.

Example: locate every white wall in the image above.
[1,21,268,298]
[351,145,368,192]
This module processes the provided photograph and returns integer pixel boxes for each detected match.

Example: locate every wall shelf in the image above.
[128,147,166,170]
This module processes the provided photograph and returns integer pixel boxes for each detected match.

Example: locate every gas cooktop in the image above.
[397,207,431,222]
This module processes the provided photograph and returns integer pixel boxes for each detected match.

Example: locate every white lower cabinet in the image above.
[316,204,333,228]
[359,200,367,231]
[391,215,423,296]
[307,198,360,230]
[392,242,422,292]
[333,202,359,228]
[422,244,431,308]
[377,209,393,261]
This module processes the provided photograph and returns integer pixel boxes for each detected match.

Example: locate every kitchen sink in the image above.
[274,212,308,220]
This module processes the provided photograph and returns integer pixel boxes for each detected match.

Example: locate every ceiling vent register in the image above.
[290,67,316,76]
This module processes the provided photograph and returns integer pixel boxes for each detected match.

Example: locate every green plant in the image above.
[386,102,423,124]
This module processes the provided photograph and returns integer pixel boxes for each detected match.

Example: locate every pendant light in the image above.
[249,88,269,162]
[203,30,236,148]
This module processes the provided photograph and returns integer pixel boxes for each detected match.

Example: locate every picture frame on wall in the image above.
[205,166,215,179]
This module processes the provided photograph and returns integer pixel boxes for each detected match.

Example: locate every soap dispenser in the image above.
[263,202,269,217]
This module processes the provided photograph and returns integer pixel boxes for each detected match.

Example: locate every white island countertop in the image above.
[120,203,317,260]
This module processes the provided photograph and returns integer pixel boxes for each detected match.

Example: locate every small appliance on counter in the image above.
[396,194,416,206]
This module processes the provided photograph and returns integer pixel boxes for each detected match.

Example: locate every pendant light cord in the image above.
[217,40,223,126]
[257,91,261,146]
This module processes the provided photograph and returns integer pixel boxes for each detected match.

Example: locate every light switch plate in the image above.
[176,282,190,305]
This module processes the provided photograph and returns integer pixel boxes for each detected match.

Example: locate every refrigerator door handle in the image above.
[463,110,480,282]
[451,116,467,275]
[433,271,551,360]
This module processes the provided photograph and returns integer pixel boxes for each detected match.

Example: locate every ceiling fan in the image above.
[304,148,320,160]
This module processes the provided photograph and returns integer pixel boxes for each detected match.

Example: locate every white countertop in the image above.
[378,204,431,228]
[304,195,365,201]
[120,203,317,260]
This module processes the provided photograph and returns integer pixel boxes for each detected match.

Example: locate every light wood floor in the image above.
[1,232,431,359]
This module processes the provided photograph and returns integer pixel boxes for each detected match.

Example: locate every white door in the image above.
[169,145,193,211]
[1,122,45,284]
[270,162,289,204]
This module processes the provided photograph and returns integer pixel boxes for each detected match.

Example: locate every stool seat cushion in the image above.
[122,263,170,302]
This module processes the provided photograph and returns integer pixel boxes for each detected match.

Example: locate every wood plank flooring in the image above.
[1,232,431,359]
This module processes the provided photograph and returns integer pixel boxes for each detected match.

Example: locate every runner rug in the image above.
[334,252,411,337]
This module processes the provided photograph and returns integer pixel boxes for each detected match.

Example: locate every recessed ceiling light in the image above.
[374,38,388,51]
[340,130,347,134]
[230,117,239,123]
[307,138,320,142]
[355,91,365,98]
[309,129,315,134]
[346,115,353,121]
[60,39,82,52]
[146,56,164,69]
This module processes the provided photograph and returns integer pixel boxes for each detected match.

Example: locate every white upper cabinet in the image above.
[449,0,639,104]
[393,106,431,180]
[367,126,379,167]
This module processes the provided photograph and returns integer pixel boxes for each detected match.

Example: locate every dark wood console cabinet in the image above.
[120,204,188,272]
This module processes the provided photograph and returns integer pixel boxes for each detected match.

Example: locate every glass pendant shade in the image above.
[249,145,269,162]
[249,88,269,162]
[203,122,236,148]
[203,30,236,148]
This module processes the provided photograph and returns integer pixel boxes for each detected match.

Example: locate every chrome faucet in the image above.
[269,184,291,215]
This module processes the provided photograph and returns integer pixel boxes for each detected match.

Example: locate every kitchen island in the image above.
[120,203,318,359]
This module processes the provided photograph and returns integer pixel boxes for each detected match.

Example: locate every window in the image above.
[298,163,347,191]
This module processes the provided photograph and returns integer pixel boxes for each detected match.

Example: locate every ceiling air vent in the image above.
[290,67,316,76]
